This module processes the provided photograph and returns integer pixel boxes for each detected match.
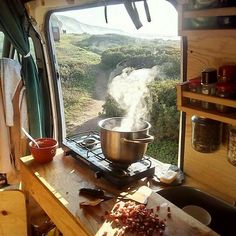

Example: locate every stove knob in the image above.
[94,171,103,179]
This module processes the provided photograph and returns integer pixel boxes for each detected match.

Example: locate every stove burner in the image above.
[109,161,131,169]
[81,138,97,149]
[63,131,155,188]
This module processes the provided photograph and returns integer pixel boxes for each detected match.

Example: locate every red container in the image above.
[29,138,58,164]
[216,82,235,113]
[218,65,236,82]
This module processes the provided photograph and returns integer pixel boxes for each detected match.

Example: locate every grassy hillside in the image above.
[55,34,101,128]
[76,34,180,54]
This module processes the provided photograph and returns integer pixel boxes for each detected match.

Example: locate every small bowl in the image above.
[182,205,212,226]
[29,138,58,164]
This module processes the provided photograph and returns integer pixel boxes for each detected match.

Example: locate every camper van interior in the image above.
[0,0,236,235]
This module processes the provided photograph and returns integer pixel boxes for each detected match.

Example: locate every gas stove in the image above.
[62,131,156,188]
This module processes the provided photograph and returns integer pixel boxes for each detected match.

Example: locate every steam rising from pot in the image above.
[108,66,158,131]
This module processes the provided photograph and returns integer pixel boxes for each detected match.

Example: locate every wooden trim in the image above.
[177,82,236,125]
[179,29,236,37]
[20,157,89,236]
[178,105,236,125]
[182,92,236,108]
[178,4,183,34]
[177,83,183,107]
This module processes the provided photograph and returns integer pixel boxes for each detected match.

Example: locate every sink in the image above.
[157,186,236,236]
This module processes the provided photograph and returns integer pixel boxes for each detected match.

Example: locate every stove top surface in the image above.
[62,131,155,188]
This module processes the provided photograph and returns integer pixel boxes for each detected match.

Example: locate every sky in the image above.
[58,0,178,38]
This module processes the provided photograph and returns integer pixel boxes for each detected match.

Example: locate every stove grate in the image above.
[63,130,155,188]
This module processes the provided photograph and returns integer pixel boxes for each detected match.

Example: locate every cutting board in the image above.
[96,186,219,236]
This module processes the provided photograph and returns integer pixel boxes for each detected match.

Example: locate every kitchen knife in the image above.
[79,188,113,200]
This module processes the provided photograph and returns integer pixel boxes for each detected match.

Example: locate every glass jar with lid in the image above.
[215,82,234,113]
[201,68,217,109]
[191,116,222,153]
[228,126,236,166]
[188,77,201,106]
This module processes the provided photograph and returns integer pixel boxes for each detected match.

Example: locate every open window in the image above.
[0,31,4,56]
[47,0,180,165]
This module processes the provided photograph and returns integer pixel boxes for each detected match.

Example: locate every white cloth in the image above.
[0,87,13,173]
[19,86,29,138]
[0,58,22,126]
[0,58,29,179]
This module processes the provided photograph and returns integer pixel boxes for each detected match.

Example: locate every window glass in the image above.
[50,0,180,165]
[0,31,4,57]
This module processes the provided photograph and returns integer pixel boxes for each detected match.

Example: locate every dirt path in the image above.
[70,69,110,134]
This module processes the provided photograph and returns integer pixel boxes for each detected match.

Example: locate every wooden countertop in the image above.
[20,149,219,236]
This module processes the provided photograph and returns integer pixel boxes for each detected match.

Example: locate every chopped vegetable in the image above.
[103,201,167,236]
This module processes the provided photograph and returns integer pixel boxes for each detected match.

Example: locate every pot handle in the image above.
[121,134,154,144]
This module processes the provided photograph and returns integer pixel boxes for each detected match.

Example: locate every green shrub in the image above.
[147,140,178,165]
[100,45,181,72]
[101,46,157,69]
[101,95,125,117]
[161,55,180,79]
[101,50,125,69]
[148,80,180,141]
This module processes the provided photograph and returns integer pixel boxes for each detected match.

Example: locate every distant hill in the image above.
[55,14,179,40]
[56,15,128,36]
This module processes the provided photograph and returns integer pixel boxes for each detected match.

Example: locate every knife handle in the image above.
[79,188,105,198]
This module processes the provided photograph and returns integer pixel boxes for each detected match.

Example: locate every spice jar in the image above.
[191,116,222,153]
[201,68,217,109]
[215,82,234,113]
[218,65,236,83]
[188,77,201,105]
[228,126,236,166]
[218,16,236,29]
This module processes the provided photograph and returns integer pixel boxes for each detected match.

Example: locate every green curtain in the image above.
[0,0,44,138]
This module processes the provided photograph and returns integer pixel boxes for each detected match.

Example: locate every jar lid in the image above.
[191,116,221,125]
[216,82,234,92]
[201,68,217,84]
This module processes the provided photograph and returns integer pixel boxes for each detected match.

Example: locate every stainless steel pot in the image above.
[98,117,154,166]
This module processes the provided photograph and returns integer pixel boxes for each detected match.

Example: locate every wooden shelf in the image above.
[183,7,236,18]
[177,82,236,125]
[177,3,236,123]
[178,4,236,37]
